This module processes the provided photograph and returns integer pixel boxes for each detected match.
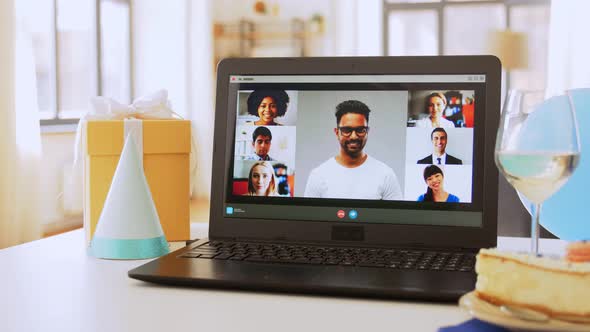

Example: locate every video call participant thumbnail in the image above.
[245,161,278,196]
[417,165,459,203]
[417,128,462,165]
[245,89,290,126]
[304,100,402,200]
[415,92,455,129]
[273,163,291,196]
[244,126,274,161]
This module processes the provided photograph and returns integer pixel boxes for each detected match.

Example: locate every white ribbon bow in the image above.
[85,89,179,121]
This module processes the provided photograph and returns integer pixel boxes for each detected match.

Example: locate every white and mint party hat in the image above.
[88,134,169,259]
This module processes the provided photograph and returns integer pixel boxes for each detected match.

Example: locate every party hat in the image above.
[88,134,170,259]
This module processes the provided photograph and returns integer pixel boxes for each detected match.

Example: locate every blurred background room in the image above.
[2,0,589,249]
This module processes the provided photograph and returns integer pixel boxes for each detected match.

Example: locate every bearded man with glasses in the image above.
[304,100,402,200]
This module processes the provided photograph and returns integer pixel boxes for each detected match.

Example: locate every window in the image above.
[383,0,551,90]
[22,0,132,125]
[99,0,132,104]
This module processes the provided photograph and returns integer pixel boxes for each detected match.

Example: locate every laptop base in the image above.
[129,239,477,302]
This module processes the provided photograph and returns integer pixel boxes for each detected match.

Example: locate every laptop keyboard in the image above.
[179,241,476,272]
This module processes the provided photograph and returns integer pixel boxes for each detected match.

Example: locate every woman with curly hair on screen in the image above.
[246,89,290,126]
[417,165,460,202]
[246,161,279,196]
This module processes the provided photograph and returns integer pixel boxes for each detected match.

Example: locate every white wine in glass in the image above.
[495,90,581,254]
[496,152,579,204]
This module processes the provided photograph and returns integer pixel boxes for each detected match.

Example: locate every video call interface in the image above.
[225,74,486,225]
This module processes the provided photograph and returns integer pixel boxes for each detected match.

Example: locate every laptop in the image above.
[129,56,501,301]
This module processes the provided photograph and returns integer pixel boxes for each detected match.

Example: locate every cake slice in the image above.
[475,248,590,320]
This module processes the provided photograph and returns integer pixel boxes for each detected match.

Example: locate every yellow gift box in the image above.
[84,119,191,243]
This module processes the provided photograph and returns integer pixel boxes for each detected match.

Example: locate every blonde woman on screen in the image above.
[415,92,455,128]
[246,161,279,196]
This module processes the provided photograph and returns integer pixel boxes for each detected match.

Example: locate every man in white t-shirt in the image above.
[304,100,402,200]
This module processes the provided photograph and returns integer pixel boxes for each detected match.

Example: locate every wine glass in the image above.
[495,90,581,254]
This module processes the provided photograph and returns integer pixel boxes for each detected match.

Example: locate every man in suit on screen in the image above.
[417,127,462,165]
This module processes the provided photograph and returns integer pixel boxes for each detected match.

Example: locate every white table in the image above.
[0,224,567,332]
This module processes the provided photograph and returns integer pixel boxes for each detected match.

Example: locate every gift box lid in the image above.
[87,119,191,156]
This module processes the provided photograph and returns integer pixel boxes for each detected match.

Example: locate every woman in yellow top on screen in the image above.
[246,89,290,126]
[246,161,279,196]
[417,165,460,202]
[415,92,456,128]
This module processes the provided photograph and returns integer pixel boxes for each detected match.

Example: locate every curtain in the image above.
[546,0,590,94]
[187,0,214,199]
[0,0,43,249]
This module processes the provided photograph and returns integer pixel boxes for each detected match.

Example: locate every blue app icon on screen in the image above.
[349,210,358,219]
[226,207,234,215]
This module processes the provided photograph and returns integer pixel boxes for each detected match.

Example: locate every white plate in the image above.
[459,291,590,332]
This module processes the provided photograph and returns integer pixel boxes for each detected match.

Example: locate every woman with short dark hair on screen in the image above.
[415,92,455,128]
[417,165,460,202]
[246,89,290,126]
[246,161,279,196]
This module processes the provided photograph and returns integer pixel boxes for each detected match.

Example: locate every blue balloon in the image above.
[525,89,590,240]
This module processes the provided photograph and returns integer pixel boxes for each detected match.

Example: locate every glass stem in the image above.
[531,203,541,255]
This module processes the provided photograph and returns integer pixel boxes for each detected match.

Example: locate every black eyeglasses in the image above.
[338,126,369,137]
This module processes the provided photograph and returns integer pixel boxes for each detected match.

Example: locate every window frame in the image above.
[382,0,550,92]
[382,0,551,57]
[40,0,133,127]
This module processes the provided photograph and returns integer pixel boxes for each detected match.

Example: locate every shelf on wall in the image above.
[212,18,324,69]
